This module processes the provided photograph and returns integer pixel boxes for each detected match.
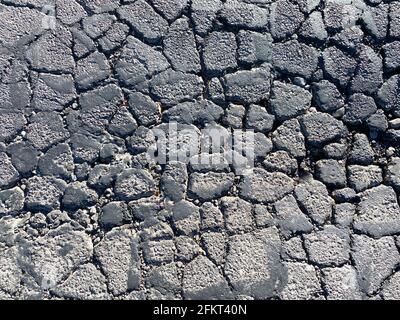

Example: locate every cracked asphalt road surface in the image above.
[1,0,400,300]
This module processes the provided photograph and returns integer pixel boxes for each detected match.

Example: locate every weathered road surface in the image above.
[1,0,400,300]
